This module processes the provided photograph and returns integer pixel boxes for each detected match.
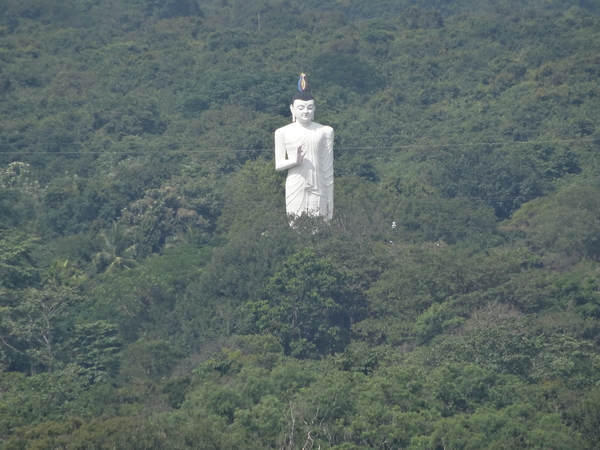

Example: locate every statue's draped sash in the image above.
[283,123,334,219]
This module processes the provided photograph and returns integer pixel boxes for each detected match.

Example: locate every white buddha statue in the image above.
[274,91,334,220]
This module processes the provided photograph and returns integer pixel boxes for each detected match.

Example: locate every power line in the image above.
[0,137,598,156]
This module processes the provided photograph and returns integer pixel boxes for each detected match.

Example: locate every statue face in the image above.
[290,99,315,123]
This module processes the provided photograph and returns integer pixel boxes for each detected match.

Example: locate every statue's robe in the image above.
[275,122,334,220]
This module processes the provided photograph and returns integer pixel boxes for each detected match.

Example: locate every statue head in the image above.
[290,92,315,124]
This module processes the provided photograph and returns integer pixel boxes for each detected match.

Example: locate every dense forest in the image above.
[1,0,600,448]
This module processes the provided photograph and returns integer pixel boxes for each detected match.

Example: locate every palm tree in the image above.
[93,222,138,274]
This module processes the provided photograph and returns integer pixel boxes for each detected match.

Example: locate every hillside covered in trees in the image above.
[1,0,600,448]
